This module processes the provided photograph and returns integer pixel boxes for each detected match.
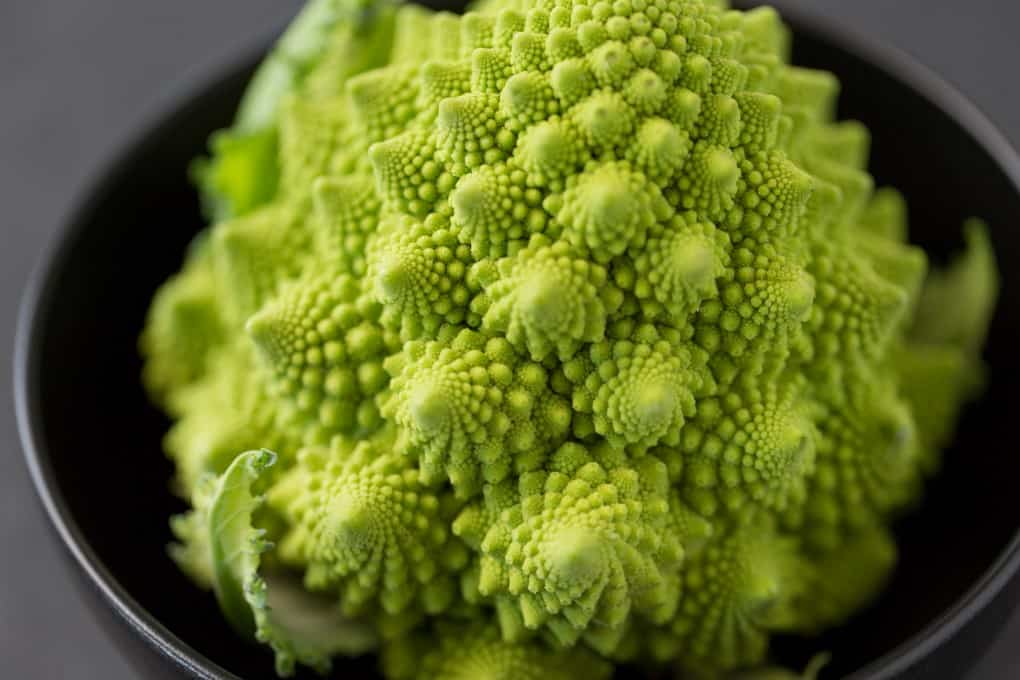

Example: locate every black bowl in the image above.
[15,2,1020,679]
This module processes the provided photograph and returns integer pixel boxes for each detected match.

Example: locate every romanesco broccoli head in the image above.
[145,0,998,677]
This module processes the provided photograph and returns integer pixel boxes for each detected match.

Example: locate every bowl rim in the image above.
[12,20,288,680]
[13,3,1020,679]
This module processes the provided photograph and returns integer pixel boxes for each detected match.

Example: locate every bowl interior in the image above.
[21,10,1020,680]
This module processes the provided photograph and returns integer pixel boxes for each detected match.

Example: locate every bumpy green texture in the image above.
[145,0,998,677]
[172,449,379,676]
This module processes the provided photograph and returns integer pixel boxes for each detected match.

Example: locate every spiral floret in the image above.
[143,0,998,677]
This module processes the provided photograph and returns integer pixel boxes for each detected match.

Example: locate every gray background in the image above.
[1,0,1017,677]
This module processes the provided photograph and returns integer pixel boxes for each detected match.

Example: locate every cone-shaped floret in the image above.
[451,478,520,551]
[735,151,816,238]
[347,64,422,143]
[545,26,584,64]
[418,60,472,113]
[311,174,382,277]
[804,244,911,370]
[569,90,637,150]
[511,30,550,73]
[477,443,682,651]
[791,526,896,633]
[632,217,729,323]
[514,119,587,186]
[696,94,743,147]
[775,66,839,126]
[853,231,928,312]
[566,326,710,453]
[500,71,559,129]
[785,370,920,552]
[557,161,672,262]
[800,120,871,170]
[367,214,478,339]
[677,53,713,95]
[471,47,514,94]
[740,5,790,58]
[460,13,496,53]
[706,57,750,98]
[550,58,597,106]
[662,87,703,131]
[623,69,669,115]
[676,142,741,222]
[664,522,807,675]
[369,130,455,218]
[482,235,623,361]
[735,92,784,152]
[211,204,311,325]
[268,432,469,617]
[451,162,544,258]
[626,117,692,183]
[589,41,638,89]
[436,93,513,167]
[383,623,612,680]
[278,95,354,195]
[388,4,454,64]
[382,329,571,495]
[246,271,395,440]
[425,12,463,62]
[694,243,816,372]
[678,378,816,518]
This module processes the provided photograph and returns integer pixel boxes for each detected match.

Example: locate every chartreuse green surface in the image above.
[141,0,998,677]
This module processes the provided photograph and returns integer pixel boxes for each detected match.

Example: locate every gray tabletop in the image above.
[1,1,1017,678]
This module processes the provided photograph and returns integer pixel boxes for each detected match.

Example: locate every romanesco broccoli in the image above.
[144,0,999,677]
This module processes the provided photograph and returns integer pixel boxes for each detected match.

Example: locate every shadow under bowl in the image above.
[15,2,1020,679]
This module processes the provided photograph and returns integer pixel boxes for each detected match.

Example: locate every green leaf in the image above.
[193,449,378,676]
[191,128,280,222]
[912,219,999,353]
